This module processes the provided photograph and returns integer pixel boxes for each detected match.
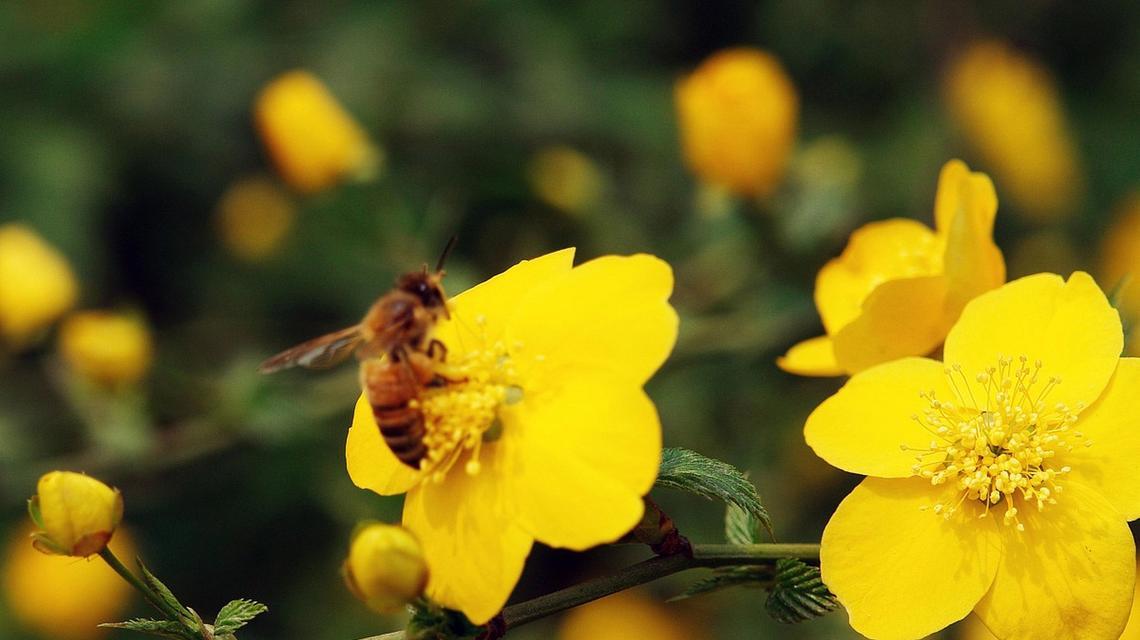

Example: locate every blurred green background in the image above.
[3,1,1140,638]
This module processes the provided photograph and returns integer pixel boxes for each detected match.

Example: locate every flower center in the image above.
[412,338,522,484]
[907,356,1089,529]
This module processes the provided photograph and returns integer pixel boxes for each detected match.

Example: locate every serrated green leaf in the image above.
[724,502,759,545]
[136,559,194,621]
[656,448,773,539]
[669,568,770,602]
[765,558,840,624]
[100,618,192,639]
[213,599,268,634]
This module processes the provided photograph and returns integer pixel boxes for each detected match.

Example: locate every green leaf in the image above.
[669,568,770,602]
[100,618,193,639]
[765,558,840,624]
[656,448,773,539]
[724,502,760,546]
[27,496,44,529]
[213,599,268,634]
[136,559,194,621]
[407,599,487,639]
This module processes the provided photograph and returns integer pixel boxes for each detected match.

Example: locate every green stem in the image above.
[356,542,819,640]
[98,548,183,620]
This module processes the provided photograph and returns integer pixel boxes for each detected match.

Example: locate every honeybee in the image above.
[259,239,458,469]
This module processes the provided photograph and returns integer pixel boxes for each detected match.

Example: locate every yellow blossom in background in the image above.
[3,525,136,640]
[215,176,297,261]
[944,41,1082,219]
[675,47,798,198]
[779,160,1005,376]
[527,146,604,215]
[0,223,78,346]
[1099,193,1140,355]
[59,311,154,387]
[806,272,1139,639]
[254,70,381,193]
[346,249,678,623]
[30,471,123,557]
[343,522,429,614]
[557,590,703,640]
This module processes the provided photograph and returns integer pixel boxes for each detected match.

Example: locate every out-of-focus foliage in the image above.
[2,1,1140,639]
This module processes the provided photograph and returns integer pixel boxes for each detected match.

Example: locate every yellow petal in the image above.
[504,370,660,550]
[974,481,1134,640]
[805,357,952,477]
[507,254,678,386]
[822,477,1000,640]
[402,445,533,625]
[831,275,949,373]
[937,163,1005,314]
[434,248,576,353]
[345,394,421,496]
[815,218,943,335]
[776,335,843,376]
[943,272,1122,411]
[933,159,973,234]
[1059,357,1140,519]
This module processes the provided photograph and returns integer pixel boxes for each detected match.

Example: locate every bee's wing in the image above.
[259,325,364,373]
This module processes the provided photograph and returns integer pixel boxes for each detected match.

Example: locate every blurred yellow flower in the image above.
[0,223,78,346]
[557,590,703,640]
[254,70,381,193]
[779,159,1005,376]
[675,47,798,198]
[346,249,678,623]
[528,146,604,215]
[343,522,428,614]
[807,272,1138,640]
[215,176,297,262]
[1099,193,1140,355]
[59,311,154,387]
[3,525,136,640]
[30,471,123,557]
[944,41,1082,219]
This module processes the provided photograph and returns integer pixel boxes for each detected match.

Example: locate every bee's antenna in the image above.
[435,235,458,273]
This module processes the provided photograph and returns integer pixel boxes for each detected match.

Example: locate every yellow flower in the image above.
[675,47,798,198]
[1099,193,1140,355]
[30,471,123,557]
[528,146,604,215]
[944,41,1082,219]
[215,176,297,262]
[59,311,154,387]
[3,525,136,640]
[254,70,381,193]
[806,272,1139,639]
[779,159,1006,376]
[346,249,678,624]
[343,522,429,614]
[0,223,78,345]
[557,590,703,640]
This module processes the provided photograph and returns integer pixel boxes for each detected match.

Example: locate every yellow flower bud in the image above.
[254,70,382,193]
[558,590,703,640]
[528,146,604,215]
[342,523,428,614]
[30,471,123,557]
[59,311,154,387]
[215,176,297,262]
[0,223,78,346]
[1099,192,1140,355]
[675,48,798,198]
[943,40,1082,219]
[3,525,136,640]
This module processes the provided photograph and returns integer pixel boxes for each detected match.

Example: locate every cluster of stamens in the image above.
[907,355,1089,529]
[412,326,527,484]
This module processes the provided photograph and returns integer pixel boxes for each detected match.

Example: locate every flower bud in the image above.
[29,471,123,557]
[675,48,798,198]
[0,224,78,346]
[343,523,428,614]
[528,146,604,215]
[254,70,381,193]
[215,176,297,262]
[59,311,154,387]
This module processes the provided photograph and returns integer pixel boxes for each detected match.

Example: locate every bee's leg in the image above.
[426,339,449,363]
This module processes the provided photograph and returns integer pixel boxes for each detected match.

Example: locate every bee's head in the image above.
[397,270,449,318]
